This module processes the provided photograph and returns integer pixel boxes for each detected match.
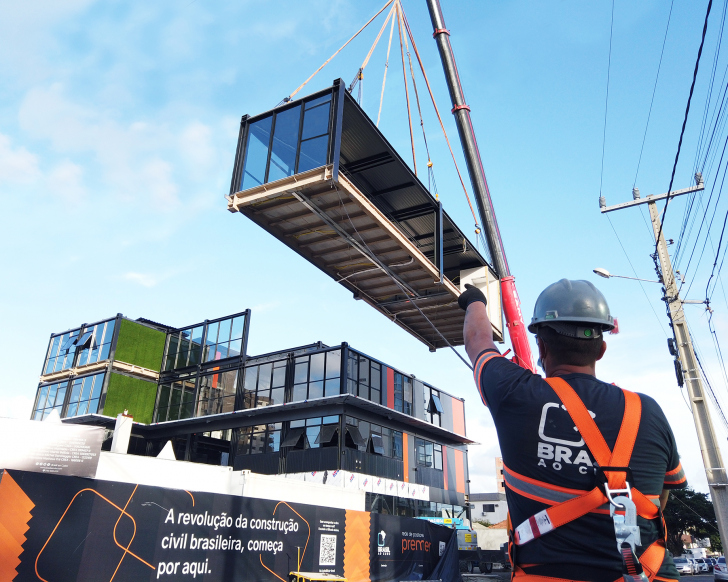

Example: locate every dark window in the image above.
[194,369,238,417]
[301,102,330,140]
[415,438,434,467]
[290,349,341,403]
[434,444,443,470]
[483,504,496,513]
[429,393,444,414]
[268,105,301,182]
[392,431,403,459]
[240,116,272,190]
[155,377,196,422]
[281,427,306,448]
[371,433,385,455]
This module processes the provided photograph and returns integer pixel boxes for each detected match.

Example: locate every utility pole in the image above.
[601,176,728,548]
[426,0,534,372]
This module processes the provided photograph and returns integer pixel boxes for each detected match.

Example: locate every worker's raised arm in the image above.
[459,284,498,364]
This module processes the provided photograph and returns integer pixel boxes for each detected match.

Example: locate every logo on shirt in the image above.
[536,402,595,473]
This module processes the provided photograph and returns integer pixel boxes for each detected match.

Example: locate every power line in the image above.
[654,0,713,269]
[598,0,615,200]
[633,0,675,188]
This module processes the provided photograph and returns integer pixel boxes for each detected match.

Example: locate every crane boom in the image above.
[425,0,535,372]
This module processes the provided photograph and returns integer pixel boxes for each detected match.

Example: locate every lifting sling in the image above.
[507,377,668,582]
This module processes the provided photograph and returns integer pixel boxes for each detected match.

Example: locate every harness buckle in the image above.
[595,466,634,507]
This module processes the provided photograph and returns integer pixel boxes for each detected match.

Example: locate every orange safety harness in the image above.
[507,377,669,582]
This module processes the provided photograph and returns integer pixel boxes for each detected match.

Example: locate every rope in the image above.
[396,2,417,174]
[287,0,394,102]
[349,4,397,95]
[400,10,481,232]
[377,7,397,127]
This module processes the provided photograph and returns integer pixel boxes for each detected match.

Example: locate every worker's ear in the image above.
[536,336,547,360]
[596,340,607,361]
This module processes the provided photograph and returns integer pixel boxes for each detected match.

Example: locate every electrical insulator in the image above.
[695,172,704,186]
[599,196,606,209]
[632,187,640,200]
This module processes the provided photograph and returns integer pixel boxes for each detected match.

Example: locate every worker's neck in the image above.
[546,363,597,377]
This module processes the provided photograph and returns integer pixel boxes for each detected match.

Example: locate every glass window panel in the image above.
[272,366,286,387]
[370,388,381,405]
[290,419,305,428]
[358,356,369,386]
[306,426,320,449]
[292,384,307,402]
[301,102,330,139]
[250,432,266,454]
[89,346,100,364]
[347,379,356,395]
[358,421,370,451]
[347,355,358,382]
[36,385,49,410]
[294,360,308,384]
[357,382,368,399]
[258,363,272,391]
[323,415,338,425]
[371,363,381,389]
[306,417,322,426]
[55,385,67,408]
[157,384,171,411]
[44,357,56,375]
[256,390,271,407]
[167,334,180,358]
[244,366,258,392]
[381,430,392,458]
[66,402,78,418]
[103,319,115,343]
[60,333,77,352]
[47,383,58,407]
[324,378,340,397]
[393,432,403,459]
[206,322,219,347]
[48,336,61,359]
[87,398,100,415]
[305,94,331,110]
[75,401,88,416]
[425,442,434,467]
[434,444,443,470]
[190,326,204,345]
[241,115,273,190]
[308,381,323,400]
[230,316,245,340]
[297,135,328,173]
[270,387,284,406]
[268,105,301,182]
[169,386,182,420]
[228,337,242,357]
[371,433,385,455]
[217,317,232,344]
[268,430,281,453]
[309,352,325,382]
[325,350,341,378]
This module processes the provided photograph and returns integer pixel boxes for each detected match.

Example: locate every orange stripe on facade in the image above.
[402,433,409,482]
[452,398,465,436]
[344,510,371,582]
[0,472,34,582]
[386,368,395,409]
[454,450,465,494]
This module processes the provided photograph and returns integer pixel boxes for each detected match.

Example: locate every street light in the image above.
[592,268,659,283]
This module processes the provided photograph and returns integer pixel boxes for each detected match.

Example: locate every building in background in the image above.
[470,492,508,525]
[32,309,474,520]
[495,456,505,493]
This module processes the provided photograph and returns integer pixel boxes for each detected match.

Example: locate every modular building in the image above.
[31,309,474,521]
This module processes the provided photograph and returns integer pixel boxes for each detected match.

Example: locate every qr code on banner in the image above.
[319,534,337,566]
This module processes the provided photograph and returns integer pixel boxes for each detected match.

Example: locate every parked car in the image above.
[695,557,712,572]
[688,558,700,574]
[674,557,693,575]
[715,556,728,580]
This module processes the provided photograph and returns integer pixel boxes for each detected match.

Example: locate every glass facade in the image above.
[162,313,246,372]
[43,318,116,374]
[33,372,106,420]
[238,92,333,192]
[292,349,341,402]
[415,437,443,470]
[345,416,402,459]
[393,371,413,415]
[347,350,382,404]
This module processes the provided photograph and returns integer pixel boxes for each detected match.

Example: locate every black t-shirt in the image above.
[475,349,687,581]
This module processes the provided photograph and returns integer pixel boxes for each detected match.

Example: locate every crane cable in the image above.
[377,9,397,127]
[348,3,398,97]
[400,8,482,235]
[286,0,394,102]
[396,2,417,174]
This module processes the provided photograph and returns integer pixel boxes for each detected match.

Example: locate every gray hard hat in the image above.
[528,279,614,334]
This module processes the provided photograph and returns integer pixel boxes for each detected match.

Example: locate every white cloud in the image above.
[47,160,86,203]
[180,121,215,175]
[0,133,40,183]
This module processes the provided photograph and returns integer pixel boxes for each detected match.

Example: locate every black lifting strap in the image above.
[620,542,649,582]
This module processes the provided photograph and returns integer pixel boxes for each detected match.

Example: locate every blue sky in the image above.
[1,0,727,495]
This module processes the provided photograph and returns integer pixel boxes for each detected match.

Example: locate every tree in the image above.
[663,487,721,555]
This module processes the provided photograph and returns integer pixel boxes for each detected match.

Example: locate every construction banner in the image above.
[1,469,455,582]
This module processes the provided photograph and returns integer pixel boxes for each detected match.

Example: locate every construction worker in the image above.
[459,279,687,582]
